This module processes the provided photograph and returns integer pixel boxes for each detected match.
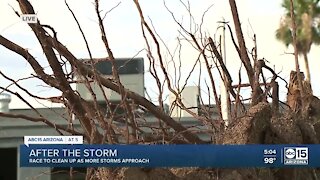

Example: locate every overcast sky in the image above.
[0,0,319,109]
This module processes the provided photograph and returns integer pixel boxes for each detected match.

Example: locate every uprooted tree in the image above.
[0,0,320,179]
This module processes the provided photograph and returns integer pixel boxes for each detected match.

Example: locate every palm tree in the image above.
[276,0,320,84]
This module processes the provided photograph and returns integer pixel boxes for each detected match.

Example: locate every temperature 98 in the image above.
[264,157,276,164]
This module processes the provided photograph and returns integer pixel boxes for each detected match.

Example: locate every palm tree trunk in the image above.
[302,52,311,83]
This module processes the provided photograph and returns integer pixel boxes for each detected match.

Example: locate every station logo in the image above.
[283,147,308,165]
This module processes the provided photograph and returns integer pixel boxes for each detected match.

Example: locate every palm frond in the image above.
[276,0,320,53]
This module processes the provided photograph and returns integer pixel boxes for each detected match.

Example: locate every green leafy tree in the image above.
[276,0,320,83]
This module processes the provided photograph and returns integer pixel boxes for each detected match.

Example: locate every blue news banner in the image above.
[20,144,319,168]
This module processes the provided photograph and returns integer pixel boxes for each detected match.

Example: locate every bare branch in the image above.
[102,2,121,20]
[65,0,93,59]
[0,112,84,136]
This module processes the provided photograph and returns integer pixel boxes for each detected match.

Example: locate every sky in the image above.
[0,0,319,109]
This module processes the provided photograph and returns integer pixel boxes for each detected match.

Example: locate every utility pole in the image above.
[220,18,231,127]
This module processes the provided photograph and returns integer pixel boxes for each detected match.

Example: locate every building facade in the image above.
[0,57,215,179]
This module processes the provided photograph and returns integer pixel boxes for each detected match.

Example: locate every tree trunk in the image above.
[302,52,311,84]
[228,0,264,106]
[228,0,254,86]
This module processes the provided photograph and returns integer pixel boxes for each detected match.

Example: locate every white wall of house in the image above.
[169,86,199,118]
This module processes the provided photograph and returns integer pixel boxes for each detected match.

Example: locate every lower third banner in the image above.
[20,144,317,168]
